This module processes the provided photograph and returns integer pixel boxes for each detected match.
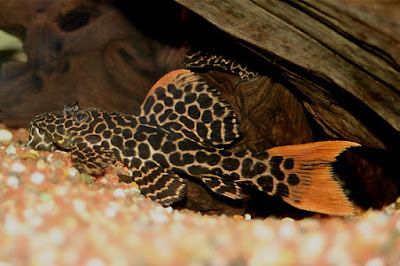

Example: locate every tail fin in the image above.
[265,141,361,216]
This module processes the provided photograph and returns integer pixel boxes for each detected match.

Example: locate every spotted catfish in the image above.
[27,69,360,215]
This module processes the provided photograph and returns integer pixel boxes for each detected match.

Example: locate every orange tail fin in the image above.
[265,141,361,216]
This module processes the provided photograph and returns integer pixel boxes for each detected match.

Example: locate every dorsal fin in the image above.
[137,69,240,146]
[183,51,259,81]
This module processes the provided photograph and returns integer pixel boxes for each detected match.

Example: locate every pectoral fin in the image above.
[71,146,115,175]
[133,162,187,206]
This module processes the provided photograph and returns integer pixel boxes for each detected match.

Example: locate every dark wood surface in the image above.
[175,0,400,149]
[0,1,187,127]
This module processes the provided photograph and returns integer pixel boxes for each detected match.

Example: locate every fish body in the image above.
[27,70,359,215]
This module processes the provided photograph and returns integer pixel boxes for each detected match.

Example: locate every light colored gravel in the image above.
[0,125,399,265]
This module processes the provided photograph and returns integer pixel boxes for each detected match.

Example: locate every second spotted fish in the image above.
[27,69,360,215]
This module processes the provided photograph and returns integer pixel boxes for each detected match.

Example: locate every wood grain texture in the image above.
[198,71,314,150]
[0,1,187,127]
[175,0,400,148]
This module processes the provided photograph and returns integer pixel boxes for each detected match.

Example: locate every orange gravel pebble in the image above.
[0,124,399,265]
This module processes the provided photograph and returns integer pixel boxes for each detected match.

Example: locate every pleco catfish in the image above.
[27,70,360,215]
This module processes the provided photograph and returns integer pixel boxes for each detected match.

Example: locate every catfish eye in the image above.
[74,111,89,123]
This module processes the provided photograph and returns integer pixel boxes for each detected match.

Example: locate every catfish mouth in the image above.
[25,132,70,152]
[25,131,56,151]
[25,123,67,152]
[45,132,74,152]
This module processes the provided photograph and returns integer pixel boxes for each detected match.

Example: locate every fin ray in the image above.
[134,163,187,206]
[70,146,115,175]
[202,176,243,200]
[260,141,360,215]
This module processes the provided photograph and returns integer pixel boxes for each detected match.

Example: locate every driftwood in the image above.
[175,0,400,150]
[0,1,186,127]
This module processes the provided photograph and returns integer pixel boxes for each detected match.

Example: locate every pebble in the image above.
[164,206,174,213]
[36,160,47,170]
[279,218,296,239]
[365,257,385,266]
[149,208,168,224]
[11,162,26,173]
[105,203,119,218]
[85,258,106,266]
[20,149,39,160]
[299,218,321,230]
[0,129,13,143]
[6,145,16,155]
[126,187,141,198]
[40,193,53,202]
[7,175,19,188]
[49,228,65,245]
[37,201,55,215]
[72,199,86,213]
[35,248,55,265]
[357,219,378,241]
[23,209,34,219]
[394,217,400,232]
[55,186,69,197]
[1,162,9,170]
[252,221,274,240]
[65,167,78,178]
[28,214,43,228]
[46,153,54,163]
[4,214,20,235]
[80,173,93,184]
[300,233,325,261]
[64,216,78,229]
[53,160,63,168]
[250,244,282,265]
[233,215,244,220]
[30,172,45,184]
[368,212,389,227]
[113,188,126,198]
[172,210,186,221]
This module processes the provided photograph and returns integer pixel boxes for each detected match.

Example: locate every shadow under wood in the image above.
[173,176,315,219]
[241,41,400,150]
[334,146,399,210]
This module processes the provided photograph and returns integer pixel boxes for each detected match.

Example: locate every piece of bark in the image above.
[0,1,186,127]
[175,0,400,149]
